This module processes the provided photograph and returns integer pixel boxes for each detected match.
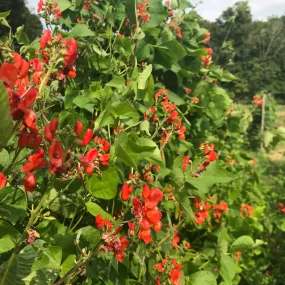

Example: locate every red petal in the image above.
[0,63,18,88]
[0,172,7,190]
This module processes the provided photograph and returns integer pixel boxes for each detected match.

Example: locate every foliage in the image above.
[201,1,285,102]
[0,1,283,285]
[0,0,43,41]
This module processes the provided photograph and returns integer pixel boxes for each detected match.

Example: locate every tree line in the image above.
[201,1,285,103]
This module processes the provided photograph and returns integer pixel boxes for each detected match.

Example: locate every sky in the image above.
[27,0,285,21]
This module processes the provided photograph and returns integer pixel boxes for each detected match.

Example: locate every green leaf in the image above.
[136,40,150,62]
[54,0,72,11]
[178,190,195,223]
[188,271,217,285]
[100,101,140,127]
[14,26,30,45]
[0,220,21,253]
[60,254,77,278]
[138,65,153,90]
[86,201,114,221]
[186,161,237,194]
[116,132,162,169]
[147,0,168,27]
[0,82,14,146]
[140,120,151,136]
[219,255,236,283]
[230,236,255,253]
[33,246,62,271]
[69,24,94,38]
[87,165,119,200]
[77,226,101,249]
[0,148,10,167]
[0,186,27,225]
[0,10,11,19]
[106,76,125,89]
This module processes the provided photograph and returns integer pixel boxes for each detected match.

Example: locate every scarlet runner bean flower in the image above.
[194,197,211,225]
[0,173,7,190]
[23,172,37,192]
[278,203,285,213]
[240,204,254,217]
[21,148,47,173]
[213,201,228,223]
[153,257,183,285]
[253,95,263,107]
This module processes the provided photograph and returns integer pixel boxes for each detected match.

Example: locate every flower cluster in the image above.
[138,0,150,23]
[153,257,183,285]
[142,163,160,182]
[278,203,285,213]
[129,185,164,244]
[194,198,212,225]
[144,89,186,143]
[202,48,213,67]
[203,31,211,44]
[95,215,129,262]
[38,0,62,20]
[198,143,218,172]
[39,30,78,81]
[213,201,228,223]
[170,19,182,39]
[253,95,263,107]
[240,204,254,217]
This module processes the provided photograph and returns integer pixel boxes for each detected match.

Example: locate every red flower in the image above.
[182,156,190,172]
[206,48,213,56]
[80,148,99,175]
[48,141,65,174]
[203,31,211,44]
[153,221,162,233]
[0,63,18,88]
[133,198,143,216]
[21,148,47,173]
[121,183,131,201]
[192,97,199,104]
[18,59,29,79]
[44,118,59,142]
[95,214,112,232]
[0,173,7,190]
[55,8,61,19]
[75,120,84,137]
[170,263,182,285]
[18,88,39,110]
[185,88,191,94]
[172,231,180,249]
[23,172,36,192]
[146,207,162,224]
[40,30,52,49]
[234,251,242,261]
[78,129,93,146]
[207,150,218,162]
[13,52,23,70]
[144,188,163,209]
[142,183,151,199]
[19,128,42,149]
[99,154,110,166]
[138,229,152,244]
[202,56,211,67]
[240,204,254,217]
[23,109,37,129]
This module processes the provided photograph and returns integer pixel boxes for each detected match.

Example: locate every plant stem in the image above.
[0,187,51,285]
[53,246,99,285]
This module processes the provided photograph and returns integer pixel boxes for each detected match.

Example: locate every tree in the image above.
[0,0,42,41]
